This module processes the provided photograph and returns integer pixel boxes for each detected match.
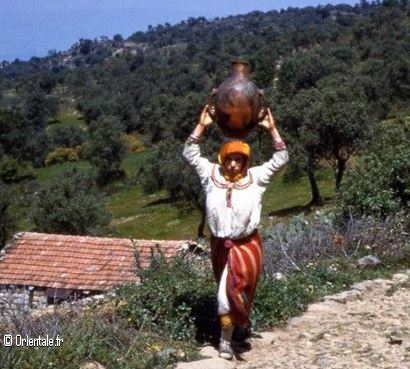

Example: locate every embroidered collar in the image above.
[211,165,253,190]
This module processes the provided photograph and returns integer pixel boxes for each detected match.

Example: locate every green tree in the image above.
[0,156,35,184]
[0,181,15,248]
[311,76,374,189]
[23,89,50,166]
[84,116,127,185]
[352,5,410,116]
[336,118,410,219]
[0,108,48,167]
[77,93,105,124]
[0,108,28,159]
[277,88,325,205]
[31,168,111,235]
[78,38,94,55]
[278,77,373,204]
[38,73,57,94]
[47,123,86,148]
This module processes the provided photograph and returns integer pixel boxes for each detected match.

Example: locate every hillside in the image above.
[0,4,366,72]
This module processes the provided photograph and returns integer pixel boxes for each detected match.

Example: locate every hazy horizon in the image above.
[1,0,358,62]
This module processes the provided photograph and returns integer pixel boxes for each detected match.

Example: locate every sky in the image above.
[0,0,358,62]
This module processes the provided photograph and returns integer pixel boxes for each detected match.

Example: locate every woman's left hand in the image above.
[258,108,276,132]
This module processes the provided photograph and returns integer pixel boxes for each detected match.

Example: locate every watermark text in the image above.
[3,334,64,347]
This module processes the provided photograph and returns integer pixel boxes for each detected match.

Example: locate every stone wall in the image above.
[0,286,112,320]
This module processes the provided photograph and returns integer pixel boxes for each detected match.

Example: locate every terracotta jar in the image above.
[208,60,267,139]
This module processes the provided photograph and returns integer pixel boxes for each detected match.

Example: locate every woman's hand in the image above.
[189,105,215,140]
[199,105,215,127]
[258,108,283,142]
[258,108,276,132]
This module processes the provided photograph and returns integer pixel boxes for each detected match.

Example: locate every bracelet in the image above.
[186,134,202,144]
[272,140,286,151]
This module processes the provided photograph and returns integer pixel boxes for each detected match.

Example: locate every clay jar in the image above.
[208,60,267,139]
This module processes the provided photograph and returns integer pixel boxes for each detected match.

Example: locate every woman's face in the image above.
[223,153,246,177]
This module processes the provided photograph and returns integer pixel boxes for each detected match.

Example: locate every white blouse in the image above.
[183,142,289,239]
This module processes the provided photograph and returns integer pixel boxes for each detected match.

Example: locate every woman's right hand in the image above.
[199,105,215,127]
[188,105,215,140]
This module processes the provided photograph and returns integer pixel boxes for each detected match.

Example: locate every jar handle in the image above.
[207,88,218,120]
[257,89,267,121]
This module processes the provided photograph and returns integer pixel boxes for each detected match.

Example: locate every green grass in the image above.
[106,185,201,240]
[106,150,202,239]
[52,111,88,128]
[120,149,154,174]
[35,160,92,182]
[263,168,335,218]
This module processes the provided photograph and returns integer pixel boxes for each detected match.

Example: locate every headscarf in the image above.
[218,140,251,182]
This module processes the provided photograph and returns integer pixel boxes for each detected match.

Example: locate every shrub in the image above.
[262,212,337,275]
[253,274,316,329]
[336,152,403,218]
[336,118,410,219]
[0,156,35,184]
[44,146,83,166]
[337,211,409,258]
[1,228,409,368]
[47,123,86,148]
[123,133,145,153]
[262,211,409,277]
[0,295,196,369]
[116,248,218,344]
[253,255,408,331]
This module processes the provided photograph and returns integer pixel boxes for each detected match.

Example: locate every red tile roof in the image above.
[0,232,192,291]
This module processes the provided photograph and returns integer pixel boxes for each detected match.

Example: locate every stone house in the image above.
[0,232,193,309]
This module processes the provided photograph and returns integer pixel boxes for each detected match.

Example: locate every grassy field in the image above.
[106,150,204,240]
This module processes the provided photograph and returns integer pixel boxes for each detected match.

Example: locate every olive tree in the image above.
[0,181,15,248]
[84,116,127,185]
[31,168,111,235]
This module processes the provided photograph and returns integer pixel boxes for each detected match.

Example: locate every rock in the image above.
[79,361,105,369]
[357,255,381,268]
[392,273,409,284]
[175,357,235,369]
[307,300,343,313]
[274,272,286,280]
[299,331,314,339]
[388,335,403,345]
[199,345,218,358]
[351,280,375,292]
[322,289,362,304]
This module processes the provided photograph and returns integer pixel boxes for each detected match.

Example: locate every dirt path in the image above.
[176,270,410,369]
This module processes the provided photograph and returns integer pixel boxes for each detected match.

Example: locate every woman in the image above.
[183,105,289,360]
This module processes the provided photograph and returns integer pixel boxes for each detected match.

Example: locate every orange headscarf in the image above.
[218,141,251,181]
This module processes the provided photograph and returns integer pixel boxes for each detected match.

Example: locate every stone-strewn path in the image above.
[176,270,410,369]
